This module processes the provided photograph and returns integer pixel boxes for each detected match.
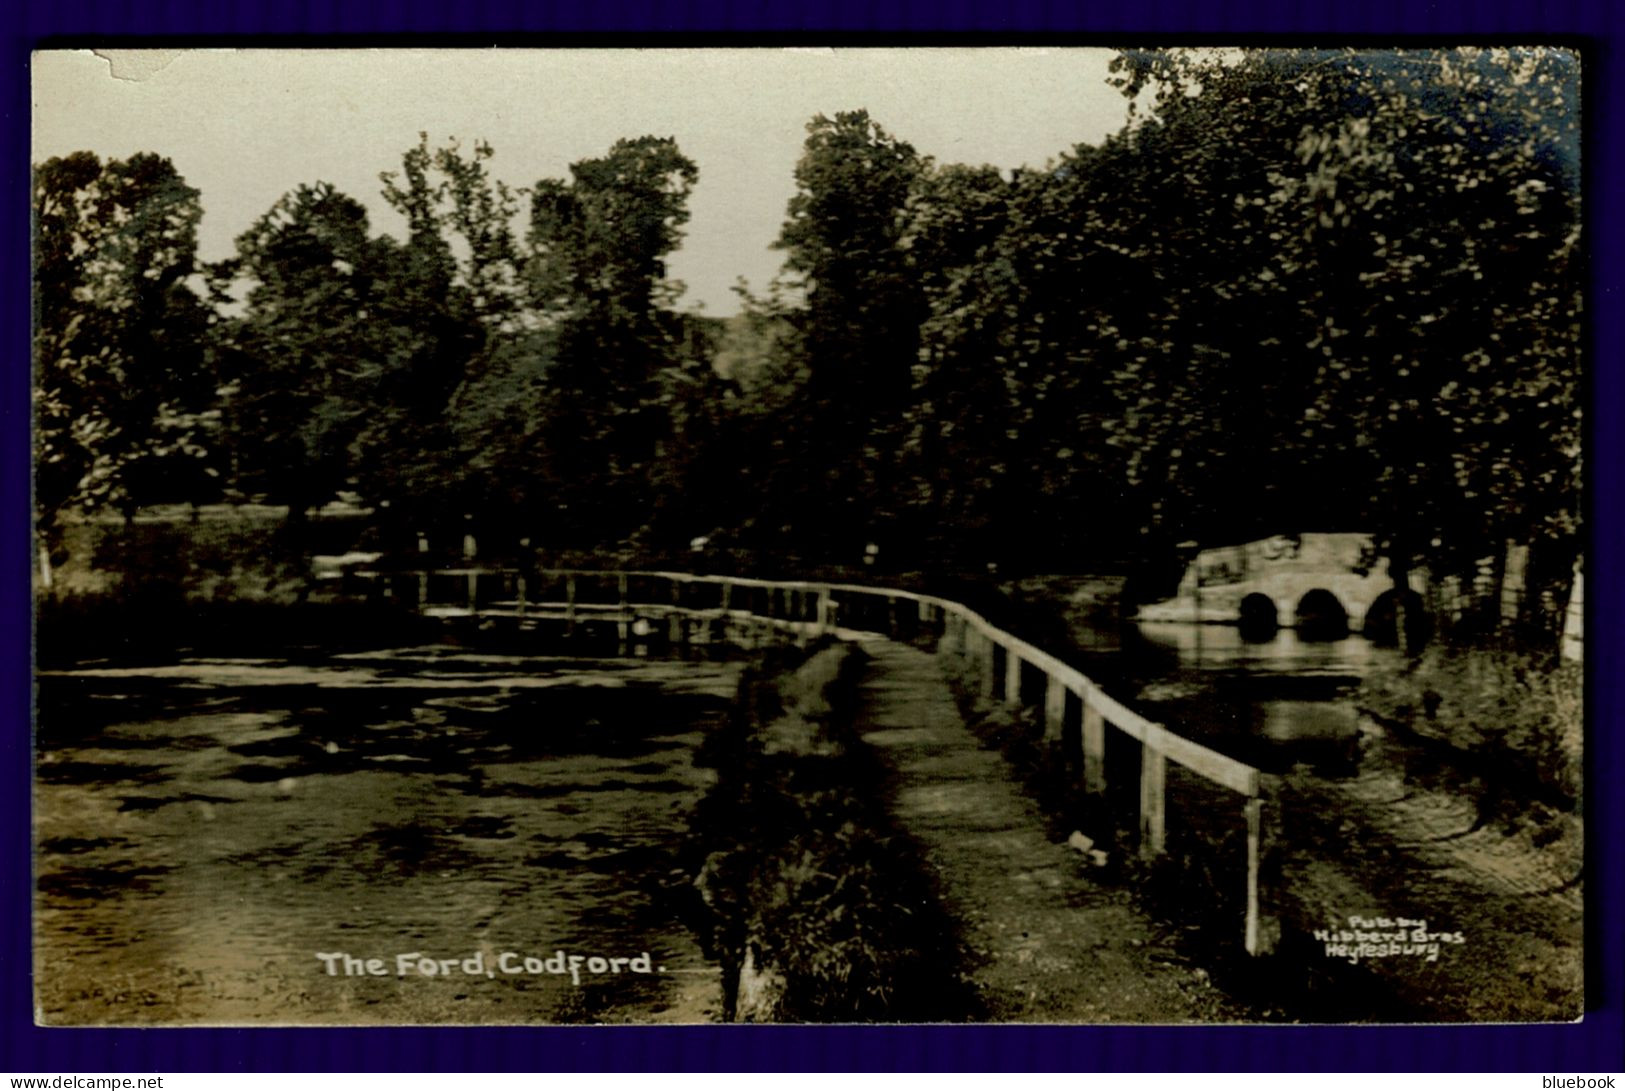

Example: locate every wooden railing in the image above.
[363,565,1271,954]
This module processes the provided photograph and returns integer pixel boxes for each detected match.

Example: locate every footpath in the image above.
[853,640,1250,1023]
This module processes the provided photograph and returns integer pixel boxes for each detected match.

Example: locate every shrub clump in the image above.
[688,641,973,1022]
[1357,644,1582,821]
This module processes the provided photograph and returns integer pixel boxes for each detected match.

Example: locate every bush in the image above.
[1357,645,1582,817]
[688,642,973,1022]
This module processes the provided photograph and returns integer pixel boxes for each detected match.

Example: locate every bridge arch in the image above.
[1237,593,1278,639]
[1363,588,1429,645]
[1295,588,1349,640]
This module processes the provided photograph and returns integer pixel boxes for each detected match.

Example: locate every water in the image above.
[1083,620,1406,775]
[1085,619,1582,1022]
[34,647,739,1025]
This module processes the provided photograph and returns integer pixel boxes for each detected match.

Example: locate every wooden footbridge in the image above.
[359,565,1273,955]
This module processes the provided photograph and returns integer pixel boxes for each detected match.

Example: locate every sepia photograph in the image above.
[31,45,1584,1027]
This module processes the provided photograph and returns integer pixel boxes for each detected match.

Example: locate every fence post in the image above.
[1043,674,1066,743]
[516,573,527,617]
[1004,647,1023,708]
[1139,744,1167,858]
[566,574,577,637]
[1244,798,1264,955]
[617,573,629,647]
[1562,562,1584,663]
[417,533,429,609]
[467,570,478,616]
[667,573,683,643]
[980,633,997,699]
[1082,700,1106,796]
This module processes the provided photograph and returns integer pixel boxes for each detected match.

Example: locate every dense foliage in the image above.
[33,48,1582,611]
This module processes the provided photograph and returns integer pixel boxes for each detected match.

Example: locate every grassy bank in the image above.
[937,646,1452,1022]
[1356,643,1581,829]
[937,627,1583,1022]
[685,640,974,1022]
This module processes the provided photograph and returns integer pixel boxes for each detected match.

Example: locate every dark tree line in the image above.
[34,47,1582,603]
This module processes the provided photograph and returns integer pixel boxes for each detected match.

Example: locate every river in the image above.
[34,609,1580,1025]
[34,647,738,1025]
[1071,616,1404,775]
[1076,616,1582,1023]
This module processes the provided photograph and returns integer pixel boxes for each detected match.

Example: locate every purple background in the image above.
[5,1,1621,1073]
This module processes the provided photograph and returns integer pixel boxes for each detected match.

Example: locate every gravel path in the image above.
[854,641,1251,1024]
[1271,729,1584,1023]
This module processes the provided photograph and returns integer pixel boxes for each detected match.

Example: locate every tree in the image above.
[352,136,522,542]
[770,111,926,562]
[379,134,526,330]
[528,136,700,548]
[33,152,217,535]
[219,181,386,528]
[1108,48,1581,599]
[897,162,1025,567]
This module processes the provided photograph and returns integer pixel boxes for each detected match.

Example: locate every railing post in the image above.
[1082,701,1106,796]
[1140,744,1167,858]
[1004,647,1023,708]
[720,580,732,617]
[467,569,478,616]
[516,573,527,617]
[980,633,997,698]
[566,573,577,637]
[1244,798,1265,955]
[617,573,629,647]
[1043,674,1066,743]
[417,533,429,609]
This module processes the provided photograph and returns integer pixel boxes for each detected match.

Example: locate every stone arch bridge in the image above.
[1135,532,1427,632]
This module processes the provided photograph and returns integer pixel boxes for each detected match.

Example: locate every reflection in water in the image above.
[1083,621,1405,772]
[34,651,736,1026]
[1134,622,1386,676]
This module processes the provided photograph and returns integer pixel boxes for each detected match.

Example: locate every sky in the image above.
[32,48,1132,316]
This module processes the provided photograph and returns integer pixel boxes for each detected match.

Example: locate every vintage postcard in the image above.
[31,46,1583,1025]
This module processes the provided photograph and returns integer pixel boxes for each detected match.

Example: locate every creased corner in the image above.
[92,49,181,83]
